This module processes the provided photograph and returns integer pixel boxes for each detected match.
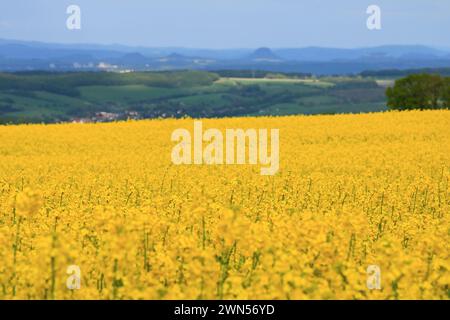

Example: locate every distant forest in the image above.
[361,67,450,78]
[0,71,219,97]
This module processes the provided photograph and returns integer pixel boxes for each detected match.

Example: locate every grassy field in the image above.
[216,77,335,87]
[0,110,448,299]
[0,71,387,123]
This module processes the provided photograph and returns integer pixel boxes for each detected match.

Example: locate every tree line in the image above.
[387,74,450,110]
[361,67,450,78]
[0,71,219,97]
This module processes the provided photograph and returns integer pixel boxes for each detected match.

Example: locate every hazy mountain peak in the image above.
[167,53,186,59]
[122,52,148,59]
[1,39,450,74]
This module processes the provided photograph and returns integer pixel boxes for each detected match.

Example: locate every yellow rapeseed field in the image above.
[0,110,449,300]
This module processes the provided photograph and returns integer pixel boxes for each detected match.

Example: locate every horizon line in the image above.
[1,37,448,52]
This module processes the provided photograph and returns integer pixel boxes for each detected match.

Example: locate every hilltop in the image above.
[1,39,450,75]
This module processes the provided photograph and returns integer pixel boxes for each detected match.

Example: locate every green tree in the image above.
[386,74,444,110]
[442,77,450,108]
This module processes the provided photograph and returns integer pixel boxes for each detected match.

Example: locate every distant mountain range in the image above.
[1,38,450,75]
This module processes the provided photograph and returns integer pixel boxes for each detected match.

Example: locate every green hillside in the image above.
[0,71,387,123]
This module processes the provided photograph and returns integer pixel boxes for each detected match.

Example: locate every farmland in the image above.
[0,110,448,299]
[0,71,387,123]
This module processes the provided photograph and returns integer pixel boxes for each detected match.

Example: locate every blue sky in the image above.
[0,0,449,48]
